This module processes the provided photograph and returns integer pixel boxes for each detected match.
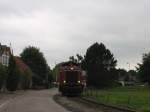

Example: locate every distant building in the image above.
[0,43,11,67]
[118,72,137,86]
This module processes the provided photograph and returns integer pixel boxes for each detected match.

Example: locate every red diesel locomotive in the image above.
[57,61,86,95]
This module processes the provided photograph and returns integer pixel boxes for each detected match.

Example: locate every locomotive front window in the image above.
[65,71,79,83]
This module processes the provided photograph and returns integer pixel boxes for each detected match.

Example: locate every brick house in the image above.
[0,43,11,67]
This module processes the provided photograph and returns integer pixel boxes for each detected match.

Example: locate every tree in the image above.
[20,46,49,87]
[117,69,127,80]
[69,54,84,65]
[83,42,117,88]
[76,54,84,63]
[21,69,32,90]
[47,70,53,88]
[137,53,150,84]
[0,64,7,90]
[69,56,78,63]
[52,66,59,82]
[6,55,19,91]
[128,70,137,81]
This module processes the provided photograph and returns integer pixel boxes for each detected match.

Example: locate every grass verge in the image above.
[82,86,150,112]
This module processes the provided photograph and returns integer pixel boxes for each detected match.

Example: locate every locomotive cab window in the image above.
[65,71,79,83]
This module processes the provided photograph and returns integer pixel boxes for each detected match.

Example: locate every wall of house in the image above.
[0,45,11,67]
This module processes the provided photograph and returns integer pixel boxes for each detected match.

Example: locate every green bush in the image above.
[6,67,20,91]
[20,69,32,90]
[6,55,19,91]
[0,64,7,90]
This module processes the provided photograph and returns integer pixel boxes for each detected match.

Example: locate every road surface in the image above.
[0,88,69,112]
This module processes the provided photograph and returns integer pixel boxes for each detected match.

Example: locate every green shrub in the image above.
[6,55,19,91]
[20,69,32,90]
[6,67,20,91]
[0,64,7,90]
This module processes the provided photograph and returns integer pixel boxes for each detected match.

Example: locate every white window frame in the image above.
[2,54,7,66]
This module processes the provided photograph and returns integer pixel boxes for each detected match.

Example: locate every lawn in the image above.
[82,86,150,112]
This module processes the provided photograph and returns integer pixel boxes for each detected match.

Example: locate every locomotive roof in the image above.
[57,61,80,67]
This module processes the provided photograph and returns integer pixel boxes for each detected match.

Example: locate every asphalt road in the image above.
[0,88,70,112]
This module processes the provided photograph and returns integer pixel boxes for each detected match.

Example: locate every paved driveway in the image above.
[0,88,69,112]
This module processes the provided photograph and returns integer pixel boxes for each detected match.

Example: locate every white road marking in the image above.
[0,99,12,109]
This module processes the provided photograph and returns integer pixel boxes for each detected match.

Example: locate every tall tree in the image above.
[69,54,84,64]
[20,46,49,87]
[76,54,84,64]
[69,56,77,63]
[83,42,117,88]
[137,53,150,84]
[6,55,19,91]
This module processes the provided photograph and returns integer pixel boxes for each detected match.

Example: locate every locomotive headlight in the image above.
[78,81,80,83]
[63,80,66,83]
[70,67,74,70]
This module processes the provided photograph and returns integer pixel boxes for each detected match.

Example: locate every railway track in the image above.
[77,97,136,112]
[54,94,137,112]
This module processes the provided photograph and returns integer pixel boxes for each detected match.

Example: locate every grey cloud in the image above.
[0,0,150,69]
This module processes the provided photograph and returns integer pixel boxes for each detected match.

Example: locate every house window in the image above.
[2,54,9,67]
[2,55,5,66]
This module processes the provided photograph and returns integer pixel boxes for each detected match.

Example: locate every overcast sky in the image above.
[0,0,150,70]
